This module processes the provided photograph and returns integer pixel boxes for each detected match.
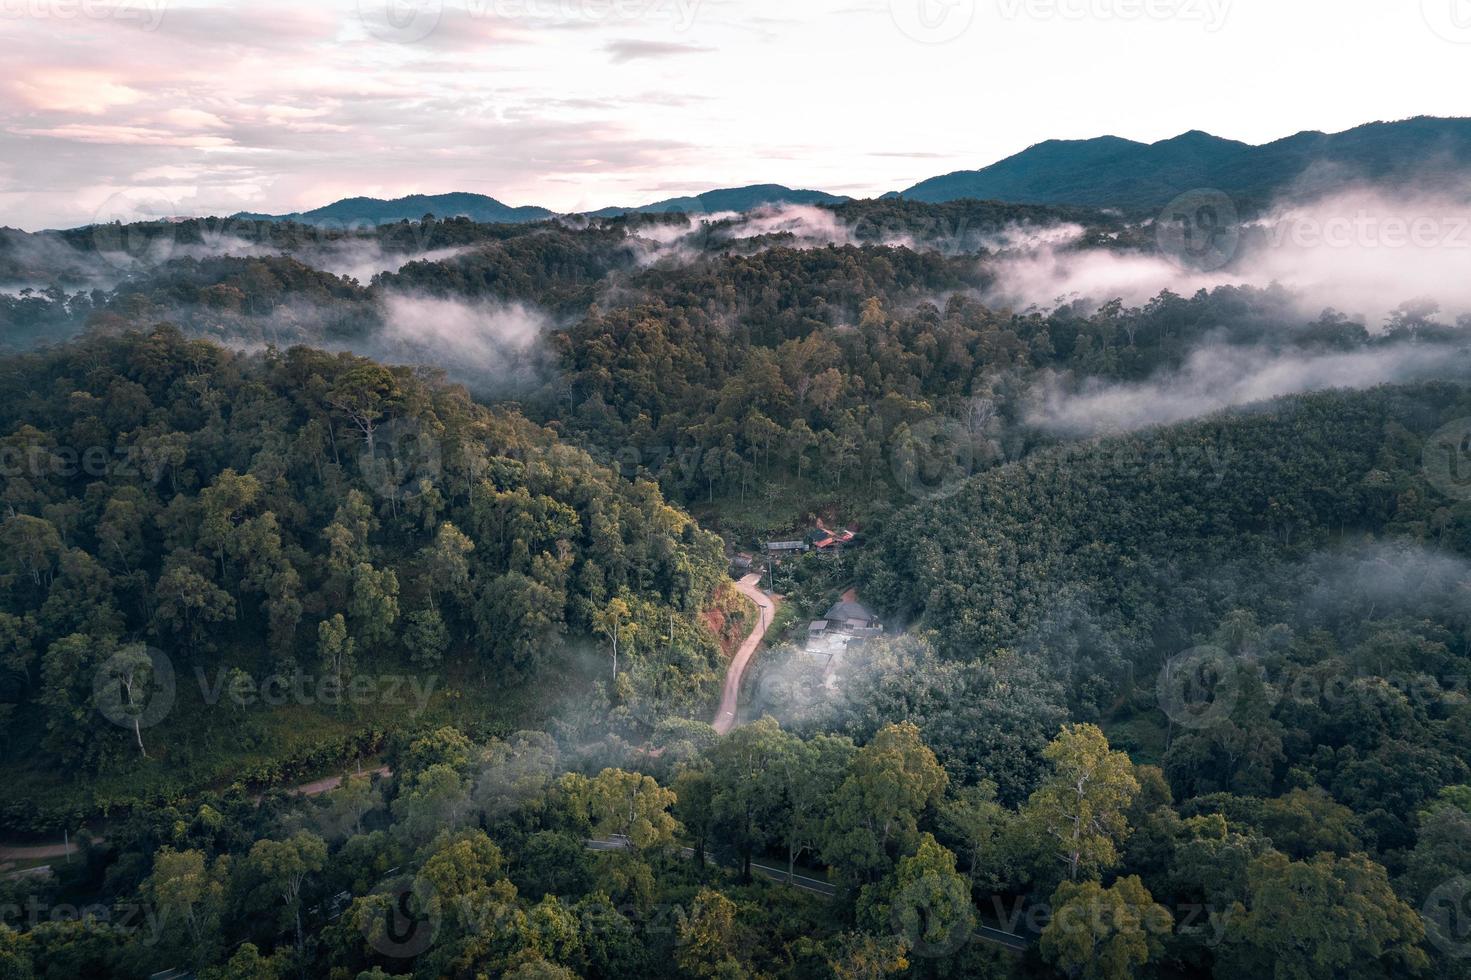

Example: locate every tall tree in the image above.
[1022,724,1139,883]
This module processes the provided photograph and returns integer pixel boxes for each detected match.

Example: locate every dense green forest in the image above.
[2,202,1470,979]
[0,326,728,828]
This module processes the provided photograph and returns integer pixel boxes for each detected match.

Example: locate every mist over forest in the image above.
[3,106,1471,980]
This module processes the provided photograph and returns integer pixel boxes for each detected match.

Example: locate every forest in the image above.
[0,199,1469,979]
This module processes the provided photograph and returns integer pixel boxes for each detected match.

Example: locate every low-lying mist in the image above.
[372,292,551,389]
[1027,339,1471,436]
[986,185,1471,324]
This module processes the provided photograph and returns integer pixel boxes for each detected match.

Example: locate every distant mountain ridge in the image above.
[583,183,849,217]
[233,192,556,227]
[897,116,1471,212]
[199,117,1471,228]
[232,184,849,228]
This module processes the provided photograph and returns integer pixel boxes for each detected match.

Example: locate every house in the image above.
[824,599,881,632]
[811,520,859,551]
[766,540,809,554]
[730,553,753,572]
[804,596,885,684]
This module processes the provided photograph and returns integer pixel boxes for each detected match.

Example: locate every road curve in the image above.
[713,574,778,735]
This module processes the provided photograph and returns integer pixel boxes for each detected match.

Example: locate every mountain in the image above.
[898,116,1471,212]
[234,192,555,226]
[231,184,848,227]
[585,183,849,217]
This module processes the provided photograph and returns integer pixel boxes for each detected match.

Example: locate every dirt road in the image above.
[713,573,779,735]
[1,765,392,865]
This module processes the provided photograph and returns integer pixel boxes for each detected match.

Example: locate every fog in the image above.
[1026,340,1471,436]
[985,185,1471,324]
[372,292,550,388]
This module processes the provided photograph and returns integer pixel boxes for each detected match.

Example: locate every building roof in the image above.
[808,620,830,632]
[825,599,877,623]
[767,540,808,551]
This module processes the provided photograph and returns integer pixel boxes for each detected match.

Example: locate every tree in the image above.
[392,764,472,843]
[1402,805,1471,905]
[329,363,400,456]
[503,960,578,980]
[814,932,910,980]
[859,833,974,962]
[320,771,381,839]
[672,764,716,866]
[0,514,62,589]
[593,597,635,679]
[348,562,399,647]
[1022,724,1139,883]
[823,722,949,886]
[153,552,237,655]
[585,768,679,853]
[144,847,229,968]
[775,732,854,883]
[317,614,356,700]
[1219,850,1429,980]
[938,780,1013,890]
[707,717,790,880]
[402,607,449,670]
[676,888,747,979]
[423,521,475,607]
[200,942,282,980]
[39,632,108,765]
[94,643,157,758]
[243,832,326,954]
[1040,875,1171,980]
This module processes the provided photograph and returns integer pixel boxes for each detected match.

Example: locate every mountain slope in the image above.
[899,116,1471,211]
[235,191,555,226]
[585,183,849,217]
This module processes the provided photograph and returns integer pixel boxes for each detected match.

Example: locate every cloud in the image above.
[603,39,712,63]
[10,70,143,114]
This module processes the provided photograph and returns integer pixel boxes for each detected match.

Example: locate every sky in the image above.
[1,0,1469,230]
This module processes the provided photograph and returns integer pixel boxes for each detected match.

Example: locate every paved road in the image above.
[586,835,833,895]
[713,574,779,735]
[583,836,1029,949]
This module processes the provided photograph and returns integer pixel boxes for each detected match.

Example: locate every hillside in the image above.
[233,192,556,226]
[586,183,850,217]
[0,326,729,828]
[899,116,1471,211]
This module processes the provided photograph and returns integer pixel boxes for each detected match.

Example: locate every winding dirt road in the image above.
[713,573,779,735]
